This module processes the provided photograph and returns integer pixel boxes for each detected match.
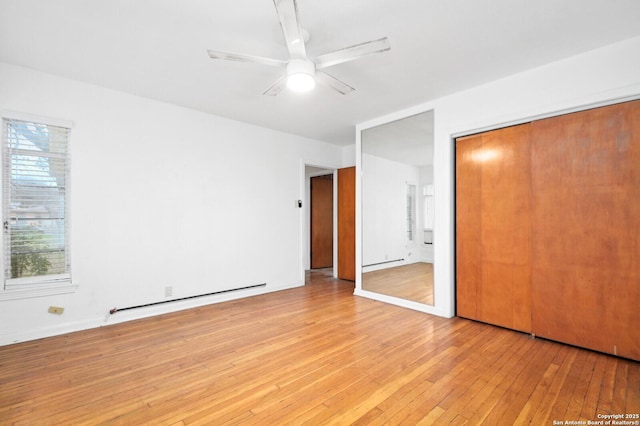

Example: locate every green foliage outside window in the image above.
[10,227,52,278]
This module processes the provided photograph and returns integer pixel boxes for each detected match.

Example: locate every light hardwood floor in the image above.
[1,269,638,425]
[363,262,434,305]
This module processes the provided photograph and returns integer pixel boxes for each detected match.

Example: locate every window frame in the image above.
[0,111,76,300]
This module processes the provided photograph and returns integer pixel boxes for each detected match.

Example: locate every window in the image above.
[406,183,416,241]
[2,114,74,298]
[423,184,434,244]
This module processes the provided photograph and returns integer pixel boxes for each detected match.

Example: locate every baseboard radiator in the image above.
[109,283,267,315]
[363,258,404,268]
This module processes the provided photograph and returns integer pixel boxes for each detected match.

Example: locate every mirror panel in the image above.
[361,110,434,305]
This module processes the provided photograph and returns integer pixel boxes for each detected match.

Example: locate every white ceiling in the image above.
[2,0,640,146]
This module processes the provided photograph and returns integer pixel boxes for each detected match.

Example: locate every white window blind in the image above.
[406,184,416,241]
[423,184,434,228]
[423,185,434,245]
[2,117,71,291]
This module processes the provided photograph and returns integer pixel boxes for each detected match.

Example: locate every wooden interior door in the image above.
[310,174,333,269]
[530,101,640,360]
[337,167,356,281]
[456,124,533,333]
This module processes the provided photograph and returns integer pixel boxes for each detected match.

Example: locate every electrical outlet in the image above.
[48,306,64,315]
[165,286,173,297]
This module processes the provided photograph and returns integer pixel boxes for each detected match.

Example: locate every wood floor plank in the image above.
[482,338,557,424]
[564,351,599,421]
[0,268,638,425]
[611,361,629,414]
[457,330,526,419]
[626,361,640,414]
[512,361,560,424]
[303,374,381,425]
[416,406,446,425]
[529,345,576,424]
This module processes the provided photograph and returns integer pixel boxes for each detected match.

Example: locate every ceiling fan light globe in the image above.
[286,59,316,92]
[287,73,315,92]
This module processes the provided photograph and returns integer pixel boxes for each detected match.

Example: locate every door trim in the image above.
[300,160,339,283]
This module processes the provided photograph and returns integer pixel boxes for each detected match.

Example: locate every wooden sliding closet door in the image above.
[456,124,533,333]
[456,100,640,360]
[530,101,640,360]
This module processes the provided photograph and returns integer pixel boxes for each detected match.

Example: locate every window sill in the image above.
[0,282,78,301]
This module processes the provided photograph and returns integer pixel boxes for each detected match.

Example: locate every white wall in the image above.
[356,35,640,317]
[361,153,420,269]
[0,62,344,345]
[342,144,356,166]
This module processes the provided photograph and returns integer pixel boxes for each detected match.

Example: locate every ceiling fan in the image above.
[207,0,390,95]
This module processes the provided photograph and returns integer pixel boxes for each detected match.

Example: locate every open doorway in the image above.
[303,164,356,285]
[304,165,336,283]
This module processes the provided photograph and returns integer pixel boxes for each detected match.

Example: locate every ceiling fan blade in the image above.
[207,50,286,68]
[272,0,306,59]
[314,37,390,70]
[263,75,287,96]
[315,71,355,95]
